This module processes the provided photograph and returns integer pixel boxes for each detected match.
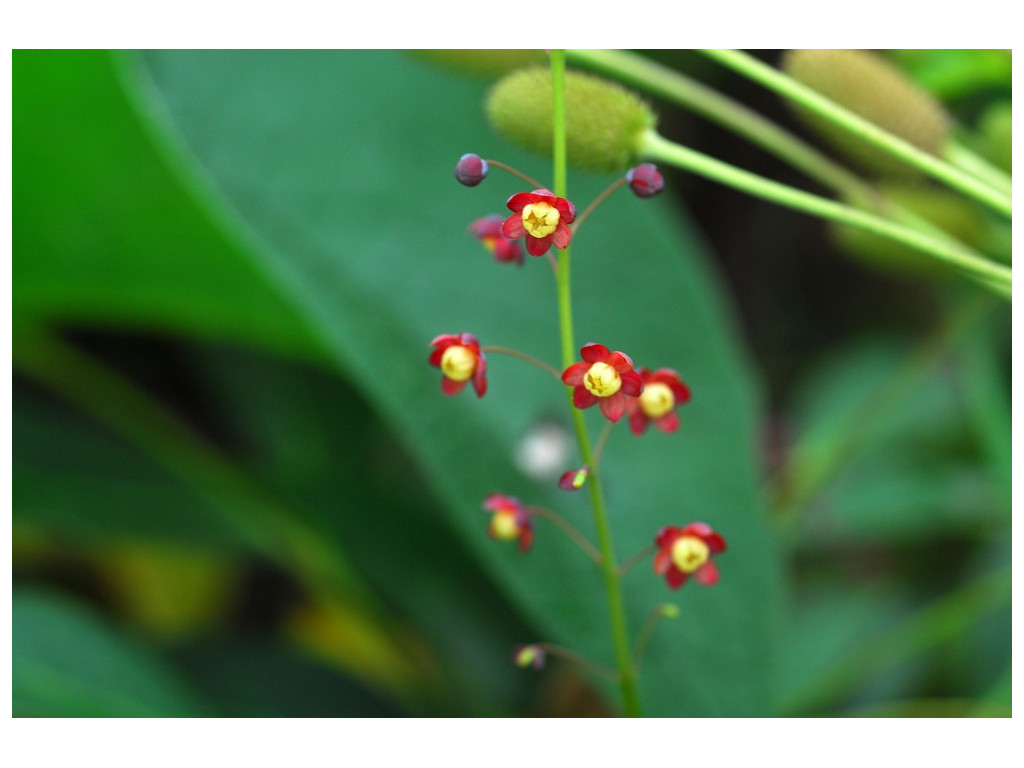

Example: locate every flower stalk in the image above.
[550,48,643,718]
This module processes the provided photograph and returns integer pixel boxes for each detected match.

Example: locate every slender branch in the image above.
[545,250,559,275]
[572,177,627,233]
[550,48,643,718]
[484,158,544,190]
[482,345,562,379]
[528,506,603,565]
[591,421,615,467]
[617,545,656,578]
[536,643,619,680]
[638,130,1011,297]
[697,49,1012,217]
[945,141,1013,197]
[632,604,678,670]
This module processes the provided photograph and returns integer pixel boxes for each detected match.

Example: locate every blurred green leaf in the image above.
[13,50,320,358]
[13,590,211,716]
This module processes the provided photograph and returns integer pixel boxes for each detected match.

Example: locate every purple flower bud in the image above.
[455,153,489,187]
[626,163,664,198]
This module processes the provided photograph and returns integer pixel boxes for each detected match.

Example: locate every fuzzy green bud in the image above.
[487,67,656,173]
[782,49,952,179]
[410,50,546,79]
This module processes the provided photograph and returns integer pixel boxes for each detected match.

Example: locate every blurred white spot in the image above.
[515,420,573,480]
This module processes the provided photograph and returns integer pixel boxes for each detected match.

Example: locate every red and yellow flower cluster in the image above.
[502,189,576,257]
[482,493,534,552]
[429,333,487,397]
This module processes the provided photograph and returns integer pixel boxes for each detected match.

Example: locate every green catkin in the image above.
[782,49,952,179]
[487,67,656,174]
[410,50,547,79]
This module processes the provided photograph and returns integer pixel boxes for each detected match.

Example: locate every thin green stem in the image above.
[591,421,615,467]
[482,345,562,379]
[484,158,545,190]
[638,130,1011,297]
[617,545,657,578]
[698,49,1012,217]
[528,506,603,565]
[536,643,619,680]
[550,48,642,718]
[572,177,627,233]
[632,604,678,670]
[944,141,1013,197]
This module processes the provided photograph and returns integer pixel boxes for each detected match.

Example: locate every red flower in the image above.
[502,188,576,257]
[469,215,524,266]
[483,494,534,552]
[561,343,643,423]
[429,333,487,397]
[654,523,726,589]
[626,368,691,435]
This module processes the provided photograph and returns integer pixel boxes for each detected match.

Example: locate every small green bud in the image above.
[487,67,656,173]
[782,49,952,179]
[660,603,680,619]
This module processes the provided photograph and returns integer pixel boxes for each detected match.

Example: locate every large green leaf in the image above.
[15,50,782,715]
[13,590,211,716]
[137,50,781,716]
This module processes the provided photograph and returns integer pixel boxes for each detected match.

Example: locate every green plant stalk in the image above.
[638,130,1011,296]
[698,49,1013,218]
[945,140,1013,197]
[566,49,984,257]
[551,49,642,718]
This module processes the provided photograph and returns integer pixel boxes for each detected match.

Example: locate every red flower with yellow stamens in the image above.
[483,493,534,552]
[626,368,691,435]
[502,188,576,257]
[469,215,524,266]
[561,343,643,423]
[654,523,726,589]
[429,333,487,397]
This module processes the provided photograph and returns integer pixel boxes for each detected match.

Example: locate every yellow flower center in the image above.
[440,345,476,382]
[490,510,520,540]
[521,202,560,238]
[480,236,498,254]
[583,362,622,398]
[671,536,709,573]
[639,382,675,418]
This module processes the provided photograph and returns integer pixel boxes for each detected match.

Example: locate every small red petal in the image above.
[666,567,688,589]
[580,343,610,363]
[629,410,648,435]
[441,377,468,396]
[573,387,599,409]
[502,214,526,239]
[703,532,727,554]
[607,351,635,373]
[620,370,644,396]
[506,192,540,212]
[655,411,680,433]
[525,235,551,257]
[561,362,590,385]
[653,548,672,574]
[518,528,534,552]
[469,215,503,238]
[655,526,682,548]
[459,332,480,349]
[473,369,488,398]
[554,197,576,222]
[695,560,719,586]
[430,334,458,348]
[550,221,572,249]
[428,347,446,367]
[599,392,626,422]
[681,522,713,538]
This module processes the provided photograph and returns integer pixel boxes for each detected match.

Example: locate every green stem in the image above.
[550,49,642,718]
[698,49,1012,218]
[482,345,562,379]
[944,141,1013,197]
[638,130,1011,297]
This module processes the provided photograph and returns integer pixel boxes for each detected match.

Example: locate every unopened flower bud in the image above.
[558,467,588,491]
[626,163,665,198]
[659,603,680,619]
[513,644,546,669]
[454,153,489,186]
